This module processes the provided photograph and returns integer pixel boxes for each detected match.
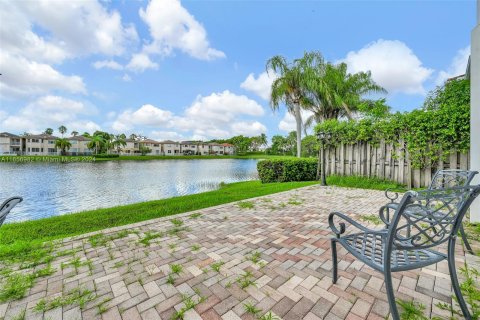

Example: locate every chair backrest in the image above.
[388,185,480,250]
[0,197,23,226]
[429,169,478,190]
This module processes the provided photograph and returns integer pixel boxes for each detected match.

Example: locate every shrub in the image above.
[93,154,119,158]
[257,159,317,183]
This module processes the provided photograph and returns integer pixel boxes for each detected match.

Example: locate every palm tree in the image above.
[87,135,104,155]
[44,128,53,135]
[113,134,127,154]
[303,62,386,128]
[257,133,268,153]
[58,125,67,137]
[71,131,79,137]
[267,52,321,157]
[129,133,137,140]
[55,138,72,156]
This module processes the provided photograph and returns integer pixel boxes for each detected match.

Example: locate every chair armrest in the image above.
[328,211,379,238]
[378,203,399,226]
[385,188,402,202]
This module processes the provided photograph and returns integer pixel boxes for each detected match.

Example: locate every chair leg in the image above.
[331,239,338,284]
[459,224,474,255]
[448,237,472,320]
[384,268,400,320]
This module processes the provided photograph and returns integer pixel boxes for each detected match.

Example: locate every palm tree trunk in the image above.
[294,104,302,158]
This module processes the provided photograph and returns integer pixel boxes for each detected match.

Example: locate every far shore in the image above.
[0,153,298,163]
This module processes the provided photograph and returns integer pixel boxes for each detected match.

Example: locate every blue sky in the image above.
[0,0,476,141]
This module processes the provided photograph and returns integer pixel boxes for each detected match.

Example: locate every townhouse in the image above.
[0,132,22,155]
[68,136,92,155]
[161,140,181,155]
[0,132,236,156]
[25,134,59,155]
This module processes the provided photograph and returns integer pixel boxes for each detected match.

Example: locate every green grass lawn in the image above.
[326,175,404,191]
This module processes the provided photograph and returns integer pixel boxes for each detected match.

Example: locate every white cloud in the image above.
[278,110,313,133]
[133,0,225,72]
[150,130,187,141]
[240,71,278,100]
[0,52,86,98]
[0,95,99,133]
[93,60,124,70]
[341,39,433,95]
[0,0,138,99]
[436,46,470,85]
[111,90,266,139]
[231,121,266,136]
[112,104,173,132]
[13,0,138,57]
[126,53,159,72]
[121,74,132,82]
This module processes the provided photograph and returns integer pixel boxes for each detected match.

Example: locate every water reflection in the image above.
[0,159,259,222]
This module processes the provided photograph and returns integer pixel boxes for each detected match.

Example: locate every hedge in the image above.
[93,154,120,158]
[257,159,318,183]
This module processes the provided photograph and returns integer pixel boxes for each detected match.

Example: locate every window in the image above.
[48,148,56,153]
[168,150,171,154]
[48,140,54,144]
[31,139,39,143]
[32,148,40,152]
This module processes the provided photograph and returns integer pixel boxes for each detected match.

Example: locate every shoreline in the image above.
[0,154,297,163]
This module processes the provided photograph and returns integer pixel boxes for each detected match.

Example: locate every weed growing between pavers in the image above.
[191,244,201,252]
[237,201,255,209]
[170,218,184,227]
[166,263,184,285]
[360,214,383,225]
[97,296,113,314]
[138,231,163,246]
[88,230,133,248]
[397,300,429,320]
[0,264,55,302]
[436,263,480,319]
[246,251,262,264]
[34,288,96,312]
[171,291,207,320]
[236,270,256,289]
[211,261,224,273]
[244,302,262,316]
[189,213,202,219]
[61,256,93,275]
[258,311,281,320]
[11,309,26,320]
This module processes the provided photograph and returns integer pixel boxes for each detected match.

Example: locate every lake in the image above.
[0,159,259,222]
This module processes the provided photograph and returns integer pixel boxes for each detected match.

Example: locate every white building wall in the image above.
[470,0,480,222]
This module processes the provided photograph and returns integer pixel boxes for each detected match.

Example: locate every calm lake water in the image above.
[0,159,259,222]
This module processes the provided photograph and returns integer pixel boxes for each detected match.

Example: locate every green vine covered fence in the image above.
[315,78,470,188]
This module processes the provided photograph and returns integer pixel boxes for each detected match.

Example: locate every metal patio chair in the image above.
[0,197,23,227]
[380,169,478,254]
[329,185,480,320]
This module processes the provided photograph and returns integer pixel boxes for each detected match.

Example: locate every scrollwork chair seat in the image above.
[340,231,446,272]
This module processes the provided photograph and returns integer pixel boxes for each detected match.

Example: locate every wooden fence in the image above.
[323,140,469,188]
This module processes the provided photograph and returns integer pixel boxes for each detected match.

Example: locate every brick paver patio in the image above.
[1,185,478,319]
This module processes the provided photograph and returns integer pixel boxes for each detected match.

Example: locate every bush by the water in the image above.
[257,159,317,183]
[93,154,120,158]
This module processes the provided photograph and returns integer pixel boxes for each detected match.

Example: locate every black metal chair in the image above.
[380,169,478,254]
[0,197,23,226]
[329,185,480,320]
